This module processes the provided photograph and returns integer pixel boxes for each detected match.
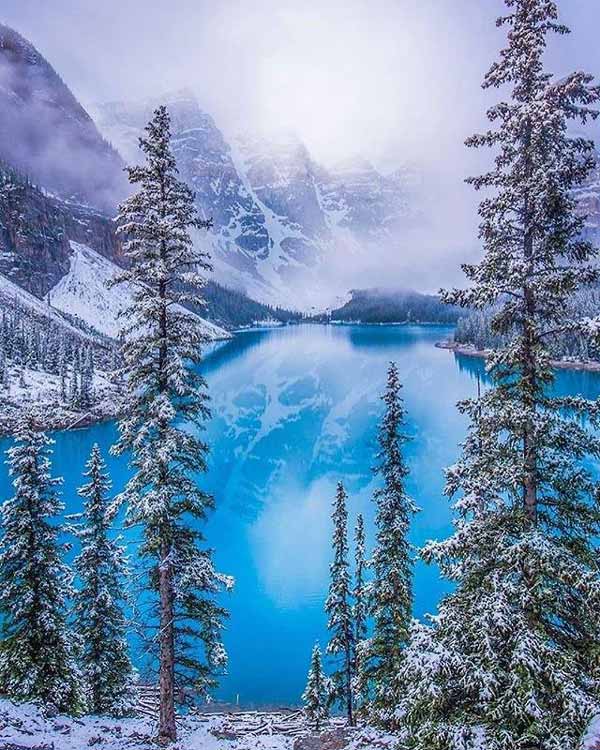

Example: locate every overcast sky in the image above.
[2,0,600,291]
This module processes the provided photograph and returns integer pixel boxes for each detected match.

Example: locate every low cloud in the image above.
[2,0,600,290]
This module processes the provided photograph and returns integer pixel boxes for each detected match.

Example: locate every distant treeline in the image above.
[454,286,600,361]
[315,288,462,325]
[201,281,302,329]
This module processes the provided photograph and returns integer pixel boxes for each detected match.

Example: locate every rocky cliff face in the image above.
[0,23,127,211]
[96,91,418,305]
[0,164,121,298]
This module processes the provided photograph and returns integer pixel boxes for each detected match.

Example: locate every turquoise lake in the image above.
[3,323,600,706]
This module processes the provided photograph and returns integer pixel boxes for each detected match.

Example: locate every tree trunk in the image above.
[522,116,537,528]
[158,545,176,742]
[345,645,354,727]
[157,196,176,741]
[522,290,537,527]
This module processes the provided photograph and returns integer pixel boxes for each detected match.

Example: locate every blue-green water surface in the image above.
[2,324,600,706]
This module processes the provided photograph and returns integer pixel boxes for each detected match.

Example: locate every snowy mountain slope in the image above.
[96,91,419,307]
[0,269,98,343]
[49,242,231,341]
[574,148,600,241]
[315,156,412,239]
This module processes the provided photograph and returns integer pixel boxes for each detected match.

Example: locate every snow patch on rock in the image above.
[0,272,92,341]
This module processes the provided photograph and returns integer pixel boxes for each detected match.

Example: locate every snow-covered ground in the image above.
[49,242,231,341]
[0,699,394,750]
[0,362,122,436]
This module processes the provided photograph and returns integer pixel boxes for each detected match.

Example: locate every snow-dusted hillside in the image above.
[574,148,600,243]
[0,268,125,435]
[49,242,231,341]
[0,270,96,342]
[96,91,419,307]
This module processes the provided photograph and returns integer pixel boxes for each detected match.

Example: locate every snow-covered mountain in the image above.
[574,149,600,242]
[0,21,421,311]
[50,242,230,340]
[96,91,419,306]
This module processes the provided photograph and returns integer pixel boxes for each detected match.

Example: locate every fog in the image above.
[2,0,600,293]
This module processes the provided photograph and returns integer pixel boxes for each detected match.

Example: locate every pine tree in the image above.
[0,345,6,388]
[60,353,67,402]
[79,349,93,409]
[400,3,600,748]
[111,105,230,742]
[0,421,84,713]
[72,444,134,716]
[69,353,80,407]
[353,513,367,645]
[352,513,369,713]
[367,362,416,728]
[302,643,329,732]
[325,481,355,726]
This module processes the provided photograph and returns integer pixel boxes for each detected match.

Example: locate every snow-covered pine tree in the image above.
[367,362,416,728]
[325,481,355,726]
[69,352,79,407]
[302,643,329,732]
[111,105,231,742]
[352,513,369,714]
[0,345,6,388]
[79,349,93,409]
[59,352,67,402]
[0,420,84,713]
[399,2,600,748]
[353,513,367,645]
[72,444,134,716]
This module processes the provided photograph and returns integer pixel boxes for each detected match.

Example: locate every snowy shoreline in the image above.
[436,339,600,373]
[0,383,125,438]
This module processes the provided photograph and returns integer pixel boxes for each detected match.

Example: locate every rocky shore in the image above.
[436,339,600,373]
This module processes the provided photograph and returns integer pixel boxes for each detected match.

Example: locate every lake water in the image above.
[2,323,600,707]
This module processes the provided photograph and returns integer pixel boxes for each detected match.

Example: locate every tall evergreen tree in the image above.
[352,513,369,714]
[353,513,367,645]
[400,3,600,748]
[59,353,67,402]
[72,444,134,716]
[112,105,231,742]
[302,643,329,732]
[0,421,84,713]
[69,354,79,407]
[367,362,416,728]
[325,481,355,726]
[79,349,94,409]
